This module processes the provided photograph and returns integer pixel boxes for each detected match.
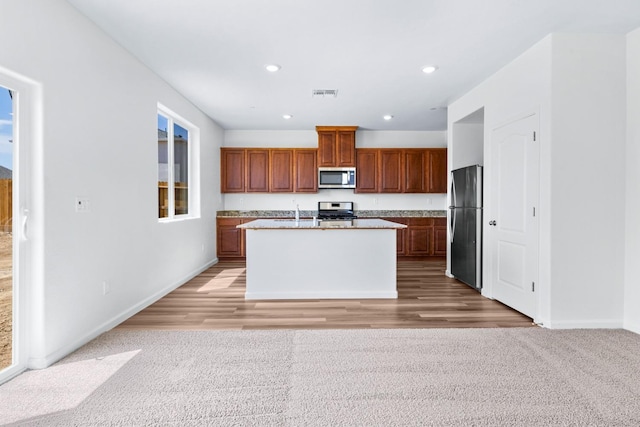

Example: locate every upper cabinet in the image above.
[356,147,448,194]
[316,126,357,167]
[269,149,294,192]
[355,149,378,193]
[293,149,318,193]
[246,149,269,192]
[220,148,245,193]
[427,148,447,193]
[221,148,317,193]
[379,149,403,193]
[220,129,446,194]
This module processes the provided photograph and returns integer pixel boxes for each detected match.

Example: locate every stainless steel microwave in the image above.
[318,167,356,189]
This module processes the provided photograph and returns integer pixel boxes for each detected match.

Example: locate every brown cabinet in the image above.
[403,149,426,193]
[433,218,447,256]
[354,147,447,194]
[294,149,318,192]
[427,149,448,193]
[217,218,242,258]
[269,149,294,192]
[216,215,446,259]
[355,149,378,193]
[387,217,408,256]
[385,217,447,258]
[221,147,317,193]
[316,126,357,167]
[406,218,434,256]
[246,149,269,192]
[220,148,245,193]
[379,149,403,193]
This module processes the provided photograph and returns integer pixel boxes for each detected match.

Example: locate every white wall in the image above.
[549,34,626,328]
[448,36,552,322]
[0,0,223,367]
[625,28,640,334]
[450,122,484,170]
[222,130,448,212]
[448,33,628,329]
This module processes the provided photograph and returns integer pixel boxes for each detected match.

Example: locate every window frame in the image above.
[157,103,200,222]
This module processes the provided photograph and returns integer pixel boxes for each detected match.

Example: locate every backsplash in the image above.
[221,191,447,212]
[217,210,446,218]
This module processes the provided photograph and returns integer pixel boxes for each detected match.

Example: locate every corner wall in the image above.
[448,32,628,328]
[548,33,626,328]
[0,0,223,367]
[625,28,640,333]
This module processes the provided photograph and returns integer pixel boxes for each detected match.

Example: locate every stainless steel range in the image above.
[317,201,357,225]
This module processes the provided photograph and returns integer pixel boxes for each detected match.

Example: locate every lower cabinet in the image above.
[387,217,447,258]
[216,216,447,259]
[433,218,447,256]
[217,217,255,258]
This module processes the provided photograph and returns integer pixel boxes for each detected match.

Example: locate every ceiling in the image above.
[65,0,640,131]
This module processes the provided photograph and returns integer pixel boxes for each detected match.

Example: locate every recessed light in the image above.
[283,114,293,120]
[421,65,438,74]
[265,64,281,72]
[383,115,394,121]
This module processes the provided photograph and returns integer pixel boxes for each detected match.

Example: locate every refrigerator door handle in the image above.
[451,173,457,209]
[449,208,456,243]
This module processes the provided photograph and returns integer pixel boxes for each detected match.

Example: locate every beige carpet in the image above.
[1,328,639,426]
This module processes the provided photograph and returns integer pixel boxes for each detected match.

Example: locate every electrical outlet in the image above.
[425,198,432,205]
[102,281,110,295]
[75,197,90,213]
[201,243,205,253]
[373,198,378,205]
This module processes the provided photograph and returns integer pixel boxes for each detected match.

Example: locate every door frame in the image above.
[0,66,43,383]
[483,111,540,322]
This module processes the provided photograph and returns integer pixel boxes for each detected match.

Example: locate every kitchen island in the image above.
[237,218,407,300]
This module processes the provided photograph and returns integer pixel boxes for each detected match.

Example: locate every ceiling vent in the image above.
[312,89,338,98]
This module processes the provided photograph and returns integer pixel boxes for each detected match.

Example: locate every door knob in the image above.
[489,220,497,226]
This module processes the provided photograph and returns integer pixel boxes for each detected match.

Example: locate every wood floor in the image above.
[117,259,535,330]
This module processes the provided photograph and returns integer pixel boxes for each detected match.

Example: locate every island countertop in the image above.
[237,218,407,230]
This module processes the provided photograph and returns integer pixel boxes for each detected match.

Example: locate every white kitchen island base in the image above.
[239,219,404,299]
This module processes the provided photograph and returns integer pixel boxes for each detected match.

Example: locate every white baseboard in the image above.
[543,319,624,329]
[623,320,640,335]
[245,290,398,300]
[29,257,219,370]
[445,270,454,278]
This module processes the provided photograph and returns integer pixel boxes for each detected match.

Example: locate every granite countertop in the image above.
[218,210,446,218]
[237,218,407,230]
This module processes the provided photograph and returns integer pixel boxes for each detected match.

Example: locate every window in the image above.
[157,105,197,220]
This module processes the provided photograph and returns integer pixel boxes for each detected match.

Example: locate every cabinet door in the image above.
[294,149,318,192]
[269,149,294,192]
[217,218,243,257]
[246,149,269,192]
[379,149,403,193]
[355,149,378,193]
[388,217,407,256]
[406,218,434,256]
[220,148,245,193]
[336,130,356,167]
[427,148,448,193]
[403,149,426,193]
[317,131,336,167]
[433,218,447,256]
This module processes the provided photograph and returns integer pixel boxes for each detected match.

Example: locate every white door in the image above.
[0,70,33,384]
[489,114,539,318]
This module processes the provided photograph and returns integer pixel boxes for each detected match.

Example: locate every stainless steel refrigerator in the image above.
[449,165,483,291]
